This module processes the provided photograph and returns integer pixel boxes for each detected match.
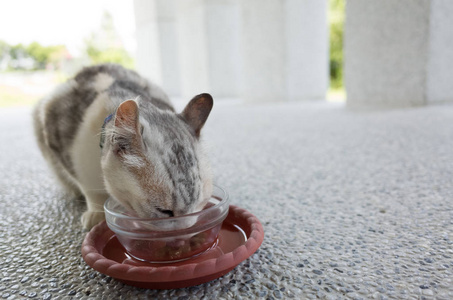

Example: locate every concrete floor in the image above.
[1,101,452,299]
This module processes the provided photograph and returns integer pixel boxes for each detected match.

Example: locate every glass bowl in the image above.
[104,185,229,263]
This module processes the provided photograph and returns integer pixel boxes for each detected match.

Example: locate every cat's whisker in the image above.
[82,210,105,213]
[84,189,108,192]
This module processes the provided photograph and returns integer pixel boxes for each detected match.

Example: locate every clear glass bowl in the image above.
[104,185,229,263]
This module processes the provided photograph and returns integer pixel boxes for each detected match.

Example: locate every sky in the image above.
[0,0,136,56]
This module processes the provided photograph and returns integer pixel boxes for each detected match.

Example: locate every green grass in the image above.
[0,85,40,107]
[0,70,67,108]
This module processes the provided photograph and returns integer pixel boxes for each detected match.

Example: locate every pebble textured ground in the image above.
[0,101,452,299]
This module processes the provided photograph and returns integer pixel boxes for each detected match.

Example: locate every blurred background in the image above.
[0,0,135,107]
[1,0,452,109]
[0,0,345,107]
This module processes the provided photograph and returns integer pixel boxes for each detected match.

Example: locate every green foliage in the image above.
[85,38,134,69]
[26,42,63,69]
[0,40,10,58]
[84,11,134,69]
[9,43,27,60]
[329,0,345,89]
[0,40,67,70]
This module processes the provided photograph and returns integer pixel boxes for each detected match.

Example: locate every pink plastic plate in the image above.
[81,205,264,289]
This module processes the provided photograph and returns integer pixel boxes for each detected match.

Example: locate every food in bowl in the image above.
[104,185,229,263]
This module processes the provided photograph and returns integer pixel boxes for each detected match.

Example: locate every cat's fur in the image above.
[33,64,213,229]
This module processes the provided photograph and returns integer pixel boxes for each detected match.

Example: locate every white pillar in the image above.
[134,0,181,97]
[286,0,329,101]
[176,0,241,99]
[345,0,453,109]
[241,1,285,103]
[426,0,453,104]
[134,0,329,102]
[241,0,329,102]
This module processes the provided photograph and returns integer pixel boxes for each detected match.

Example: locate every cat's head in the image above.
[101,93,213,219]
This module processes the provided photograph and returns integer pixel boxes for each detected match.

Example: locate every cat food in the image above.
[124,228,220,262]
[104,185,229,263]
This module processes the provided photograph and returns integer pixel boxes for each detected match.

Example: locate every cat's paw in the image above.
[81,211,105,229]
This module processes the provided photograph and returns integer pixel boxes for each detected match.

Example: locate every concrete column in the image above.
[426,0,453,104]
[285,0,329,101]
[134,0,329,101]
[134,0,181,97]
[176,0,241,99]
[241,0,329,102]
[345,0,453,109]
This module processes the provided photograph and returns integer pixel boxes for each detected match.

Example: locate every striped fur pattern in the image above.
[33,64,213,229]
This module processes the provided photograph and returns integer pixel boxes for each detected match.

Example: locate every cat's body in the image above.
[33,64,213,229]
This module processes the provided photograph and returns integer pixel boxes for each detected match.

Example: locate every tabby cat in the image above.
[33,64,213,229]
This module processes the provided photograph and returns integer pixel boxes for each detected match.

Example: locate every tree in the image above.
[329,0,345,89]
[27,42,51,69]
[9,44,27,60]
[0,41,68,71]
[84,11,134,68]
[0,40,9,58]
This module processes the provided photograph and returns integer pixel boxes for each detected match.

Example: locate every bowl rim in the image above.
[81,205,265,289]
[104,184,229,222]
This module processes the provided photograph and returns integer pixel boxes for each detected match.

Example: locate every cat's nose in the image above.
[157,208,174,217]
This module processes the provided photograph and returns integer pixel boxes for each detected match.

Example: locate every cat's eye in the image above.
[140,125,144,135]
[114,140,129,156]
[157,208,174,217]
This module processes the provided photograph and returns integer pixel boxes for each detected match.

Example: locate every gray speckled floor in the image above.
[1,101,453,299]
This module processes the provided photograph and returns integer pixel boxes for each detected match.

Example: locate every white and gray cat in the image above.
[33,64,213,229]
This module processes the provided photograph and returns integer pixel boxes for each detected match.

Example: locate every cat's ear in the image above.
[114,100,140,131]
[181,93,213,138]
[112,100,141,156]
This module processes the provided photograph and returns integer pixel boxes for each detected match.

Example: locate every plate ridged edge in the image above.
[81,205,264,283]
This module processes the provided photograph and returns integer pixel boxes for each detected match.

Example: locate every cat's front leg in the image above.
[81,191,108,229]
[81,210,106,229]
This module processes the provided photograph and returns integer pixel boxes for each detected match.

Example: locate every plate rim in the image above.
[81,205,264,285]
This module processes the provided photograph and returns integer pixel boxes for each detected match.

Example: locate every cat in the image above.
[33,64,213,229]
